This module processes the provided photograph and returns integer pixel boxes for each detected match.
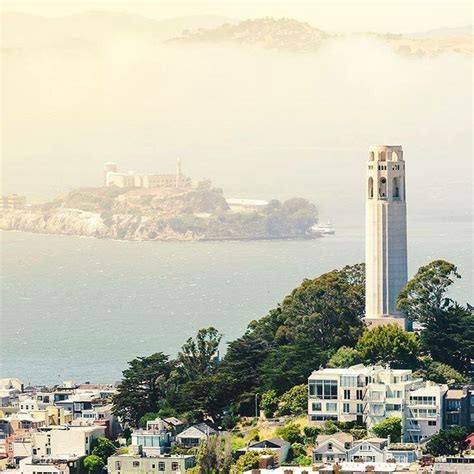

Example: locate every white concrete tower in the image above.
[365,145,408,329]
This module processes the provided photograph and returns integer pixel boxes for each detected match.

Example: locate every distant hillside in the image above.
[3,11,471,56]
[374,32,473,56]
[169,17,330,51]
[0,186,319,241]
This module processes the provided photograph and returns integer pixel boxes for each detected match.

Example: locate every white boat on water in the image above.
[312,221,336,236]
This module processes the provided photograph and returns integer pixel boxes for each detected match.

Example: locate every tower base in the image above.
[364,316,408,331]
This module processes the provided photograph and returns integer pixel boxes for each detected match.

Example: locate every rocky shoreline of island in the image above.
[0,186,321,242]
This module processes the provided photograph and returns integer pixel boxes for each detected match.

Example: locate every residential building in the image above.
[347,438,388,463]
[384,444,418,463]
[313,432,353,463]
[236,437,290,464]
[405,383,447,443]
[18,454,82,473]
[308,365,420,428]
[308,364,448,442]
[32,425,105,458]
[443,387,471,430]
[107,453,195,473]
[131,421,172,457]
[433,456,474,473]
[175,423,217,447]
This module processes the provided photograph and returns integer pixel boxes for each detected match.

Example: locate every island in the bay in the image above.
[0,160,323,241]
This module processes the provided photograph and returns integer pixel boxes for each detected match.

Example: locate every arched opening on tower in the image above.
[393,177,400,199]
[391,151,398,161]
[368,177,374,198]
[369,151,375,161]
[379,177,387,198]
[379,151,386,161]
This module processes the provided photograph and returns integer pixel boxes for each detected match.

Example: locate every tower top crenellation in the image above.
[368,145,403,162]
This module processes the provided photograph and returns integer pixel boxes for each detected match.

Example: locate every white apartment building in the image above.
[307,364,443,442]
[404,382,447,443]
[32,425,105,458]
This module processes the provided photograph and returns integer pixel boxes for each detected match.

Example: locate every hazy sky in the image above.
[2,0,472,33]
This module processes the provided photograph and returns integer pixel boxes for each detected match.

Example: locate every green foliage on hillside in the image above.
[356,324,420,369]
[112,259,472,430]
[397,260,474,374]
[371,417,402,442]
[424,427,468,456]
[36,187,318,240]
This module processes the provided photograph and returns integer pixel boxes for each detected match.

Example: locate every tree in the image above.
[177,327,222,380]
[91,437,116,464]
[196,435,232,474]
[138,412,159,428]
[278,385,307,416]
[303,426,321,443]
[83,454,104,473]
[414,360,467,384]
[275,422,303,444]
[397,260,474,373]
[260,390,279,418]
[321,420,339,435]
[356,324,420,369]
[371,417,402,442]
[397,260,461,323]
[425,427,468,456]
[327,346,362,368]
[112,352,173,425]
[230,451,261,474]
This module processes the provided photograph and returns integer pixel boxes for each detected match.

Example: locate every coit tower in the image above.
[365,145,408,329]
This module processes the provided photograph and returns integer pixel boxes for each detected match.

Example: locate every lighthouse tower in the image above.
[365,145,408,329]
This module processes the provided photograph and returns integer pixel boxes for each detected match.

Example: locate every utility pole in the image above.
[255,393,259,420]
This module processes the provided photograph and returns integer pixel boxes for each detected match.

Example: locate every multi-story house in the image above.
[405,383,447,443]
[443,387,472,430]
[107,453,195,474]
[308,365,420,429]
[308,364,446,442]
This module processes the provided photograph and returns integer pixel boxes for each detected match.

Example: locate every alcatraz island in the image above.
[0,160,323,242]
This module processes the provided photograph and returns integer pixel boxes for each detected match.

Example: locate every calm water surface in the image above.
[1,220,472,385]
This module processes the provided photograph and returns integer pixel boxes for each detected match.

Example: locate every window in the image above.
[356,390,363,400]
[357,404,363,414]
[428,420,437,426]
[341,376,357,387]
[447,400,461,410]
[328,442,333,450]
[309,380,338,399]
[115,462,122,470]
[158,462,165,471]
[368,177,374,199]
[311,414,338,421]
[312,402,322,412]
[172,462,179,471]
[326,403,337,412]
[360,443,370,451]
[343,403,350,413]
[344,390,351,400]
[133,461,140,467]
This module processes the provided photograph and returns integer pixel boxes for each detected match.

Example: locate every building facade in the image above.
[365,145,408,329]
[107,454,195,474]
[103,160,192,190]
[307,364,445,442]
